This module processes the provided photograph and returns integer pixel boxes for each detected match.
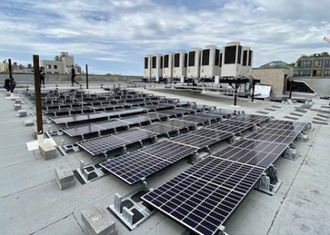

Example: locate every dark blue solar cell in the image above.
[196,225,212,235]
[183,218,198,228]
[204,215,222,227]
[171,211,184,220]
[161,205,172,213]
[200,220,217,232]
[187,213,202,223]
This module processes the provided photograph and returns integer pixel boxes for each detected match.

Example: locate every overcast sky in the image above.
[0,0,329,75]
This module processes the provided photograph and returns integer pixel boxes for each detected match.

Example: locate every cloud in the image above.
[0,0,329,74]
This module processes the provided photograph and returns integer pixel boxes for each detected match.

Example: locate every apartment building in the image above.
[294,53,330,77]
[41,52,81,74]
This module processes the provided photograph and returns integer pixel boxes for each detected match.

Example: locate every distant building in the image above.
[40,52,82,74]
[252,61,293,94]
[0,60,9,73]
[294,53,330,77]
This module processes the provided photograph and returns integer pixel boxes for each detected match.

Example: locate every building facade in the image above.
[294,53,330,77]
[41,52,81,74]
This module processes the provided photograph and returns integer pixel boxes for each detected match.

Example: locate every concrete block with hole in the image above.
[55,165,75,190]
[24,119,34,127]
[39,142,57,160]
[13,104,21,110]
[18,110,27,117]
[81,205,117,235]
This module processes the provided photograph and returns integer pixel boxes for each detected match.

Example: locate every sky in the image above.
[0,0,329,75]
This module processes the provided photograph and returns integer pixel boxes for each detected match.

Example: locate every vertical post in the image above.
[252,82,255,102]
[33,55,43,139]
[85,64,89,89]
[8,59,13,93]
[289,79,293,100]
[234,81,238,106]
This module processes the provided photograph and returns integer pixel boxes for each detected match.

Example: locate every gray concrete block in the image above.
[32,127,38,139]
[39,142,57,160]
[15,99,21,104]
[5,92,11,97]
[18,110,27,117]
[55,165,75,190]
[24,120,34,127]
[13,104,21,111]
[81,206,117,235]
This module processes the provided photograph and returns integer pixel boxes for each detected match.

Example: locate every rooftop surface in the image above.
[1,83,330,235]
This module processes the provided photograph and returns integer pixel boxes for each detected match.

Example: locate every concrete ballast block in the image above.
[81,206,117,235]
[55,165,75,190]
[39,142,57,160]
[13,104,21,111]
[18,110,27,117]
[15,99,21,104]
[24,120,34,127]
[5,92,11,97]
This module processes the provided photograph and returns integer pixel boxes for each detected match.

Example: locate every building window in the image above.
[324,70,329,76]
[301,60,311,68]
[293,71,299,77]
[188,51,195,66]
[54,65,57,69]
[312,70,322,76]
[325,60,330,67]
[298,70,311,76]
[313,60,323,68]
[54,72,59,74]
[46,64,51,69]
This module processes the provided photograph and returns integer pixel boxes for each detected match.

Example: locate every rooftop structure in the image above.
[40,52,82,74]
[1,81,329,235]
[294,53,330,77]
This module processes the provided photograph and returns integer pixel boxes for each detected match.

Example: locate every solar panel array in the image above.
[141,119,308,235]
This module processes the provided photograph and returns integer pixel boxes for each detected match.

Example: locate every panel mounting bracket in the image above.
[255,165,282,196]
[109,180,156,230]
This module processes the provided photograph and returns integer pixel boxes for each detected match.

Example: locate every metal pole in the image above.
[33,55,43,136]
[234,81,238,106]
[8,59,13,93]
[251,82,255,102]
[85,64,89,89]
[289,79,293,100]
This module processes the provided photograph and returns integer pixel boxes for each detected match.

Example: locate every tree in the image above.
[289,62,295,67]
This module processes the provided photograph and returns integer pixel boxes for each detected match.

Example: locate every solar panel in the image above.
[180,116,213,126]
[158,109,187,117]
[141,123,181,136]
[206,120,255,134]
[62,120,129,137]
[264,120,307,131]
[245,129,302,145]
[233,114,270,124]
[100,141,197,185]
[140,112,170,121]
[77,135,129,156]
[142,156,264,235]
[161,120,197,130]
[213,139,288,169]
[77,129,155,156]
[50,108,147,124]
[170,130,232,149]
[189,128,233,141]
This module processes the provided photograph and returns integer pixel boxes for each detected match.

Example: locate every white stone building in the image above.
[41,52,81,74]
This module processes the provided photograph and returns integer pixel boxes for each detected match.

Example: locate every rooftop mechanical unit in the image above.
[200,45,222,79]
[222,41,243,78]
[173,50,187,80]
[151,53,163,82]
[163,52,174,81]
[144,54,152,80]
[187,47,202,79]
[242,46,253,77]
